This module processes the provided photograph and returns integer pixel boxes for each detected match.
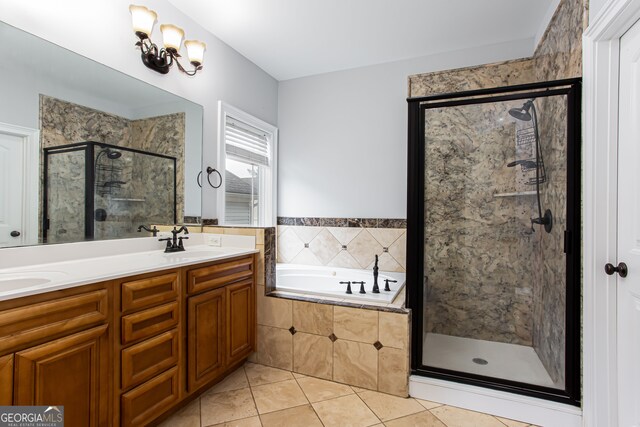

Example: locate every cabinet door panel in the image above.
[121,272,179,313]
[187,256,253,295]
[226,279,254,363]
[0,354,12,405]
[121,366,179,427]
[121,329,178,390]
[14,325,110,427]
[187,288,225,391]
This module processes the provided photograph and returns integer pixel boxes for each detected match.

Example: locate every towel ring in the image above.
[197,167,222,188]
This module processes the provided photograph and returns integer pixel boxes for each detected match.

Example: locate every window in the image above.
[217,102,277,226]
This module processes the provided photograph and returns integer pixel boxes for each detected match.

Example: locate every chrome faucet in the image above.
[372,254,380,293]
[137,224,159,237]
[158,226,189,253]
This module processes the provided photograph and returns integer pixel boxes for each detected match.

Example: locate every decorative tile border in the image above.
[277,217,407,229]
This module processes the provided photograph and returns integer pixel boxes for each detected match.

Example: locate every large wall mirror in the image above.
[0,21,203,248]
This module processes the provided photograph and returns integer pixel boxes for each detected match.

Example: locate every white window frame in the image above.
[216,101,278,226]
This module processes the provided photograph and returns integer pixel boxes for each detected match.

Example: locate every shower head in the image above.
[105,149,122,159]
[508,100,534,121]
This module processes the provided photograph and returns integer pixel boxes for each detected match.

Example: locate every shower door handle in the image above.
[605,262,628,278]
[10,231,20,237]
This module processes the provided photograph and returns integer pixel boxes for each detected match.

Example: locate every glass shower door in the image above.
[406,79,581,405]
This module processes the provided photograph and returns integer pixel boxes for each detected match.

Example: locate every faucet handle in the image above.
[383,279,397,292]
[339,281,352,294]
[352,281,366,294]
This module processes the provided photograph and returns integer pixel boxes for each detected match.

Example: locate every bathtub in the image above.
[276,263,406,304]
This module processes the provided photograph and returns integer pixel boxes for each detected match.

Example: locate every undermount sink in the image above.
[0,271,68,291]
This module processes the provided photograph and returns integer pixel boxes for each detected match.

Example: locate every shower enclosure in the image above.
[406,79,581,405]
[43,141,176,243]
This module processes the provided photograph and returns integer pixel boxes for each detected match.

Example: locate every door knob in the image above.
[605,262,628,278]
[10,231,20,237]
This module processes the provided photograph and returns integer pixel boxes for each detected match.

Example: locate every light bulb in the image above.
[160,24,184,52]
[185,40,206,66]
[129,5,157,39]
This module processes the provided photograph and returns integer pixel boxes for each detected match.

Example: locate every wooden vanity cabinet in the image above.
[0,283,113,426]
[0,253,256,427]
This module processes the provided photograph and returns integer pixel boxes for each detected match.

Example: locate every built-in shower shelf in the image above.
[111,198,146,202]
[493,191,537,198]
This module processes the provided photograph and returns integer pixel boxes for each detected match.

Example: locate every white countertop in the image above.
[0,234,258,301]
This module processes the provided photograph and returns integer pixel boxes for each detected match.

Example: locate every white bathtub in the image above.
[276,263,406,304]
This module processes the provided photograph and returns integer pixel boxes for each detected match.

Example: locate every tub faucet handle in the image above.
[352,281,366,294]
[339,281,352,294]
[384,279,397,292]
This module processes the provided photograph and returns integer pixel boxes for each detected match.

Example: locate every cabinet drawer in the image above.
[121,366,179,427]
[122,302,179,345]
[122,329,179,390]
[187,256,253,295]
[121,272,179,313]
[0,289,108,354]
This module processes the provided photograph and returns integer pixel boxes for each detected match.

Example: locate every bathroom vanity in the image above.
[0,246,257,426]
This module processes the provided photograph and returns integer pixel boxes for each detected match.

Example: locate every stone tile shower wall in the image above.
[276,217,406,273]
[40,95,185,242]
[423,102,538,346]
[409,0,585,387]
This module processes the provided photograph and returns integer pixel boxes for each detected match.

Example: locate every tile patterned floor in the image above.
[160,362,538,427]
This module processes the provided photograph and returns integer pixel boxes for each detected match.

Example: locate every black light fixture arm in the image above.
[135,35,202,76]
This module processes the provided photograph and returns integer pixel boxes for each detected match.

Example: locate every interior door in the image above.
[617,18,640,427]
[0,132,24,247]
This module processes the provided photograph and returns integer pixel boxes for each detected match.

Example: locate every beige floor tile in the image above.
[158,398,200,427]
[358,390,423,421]
[385,410,446,427]
[259,404,323,427]
[430,406,506,427]
[245,362,294,386]
[293,372,308,379]
[208,367,249,394]
[296,376,354,402]
[416,399,444,410]
[251,379,309,414]
[293,332,333,379]
[334,306,379,343]
[256,325,293,371]
[495,417,531,427]
[312,394,380,427]
[200,388,257,426]
[351,385,369,393]
[292,301,333,335]
[334,340,378,389]
[210,416,262,427]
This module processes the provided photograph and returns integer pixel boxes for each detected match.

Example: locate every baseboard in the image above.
[409,375,582,427]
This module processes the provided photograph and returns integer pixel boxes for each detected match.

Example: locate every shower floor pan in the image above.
[422,333,558,389]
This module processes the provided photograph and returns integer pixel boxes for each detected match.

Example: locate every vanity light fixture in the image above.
[129,4,206,76]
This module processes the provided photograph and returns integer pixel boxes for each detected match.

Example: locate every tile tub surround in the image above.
[409,0,585,387]
[277,224,406,273]
[251,290,411,397]
[40,95,186,241]
[159,361,540,427]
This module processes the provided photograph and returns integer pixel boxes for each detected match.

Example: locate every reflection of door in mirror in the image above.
[0,123,39,247]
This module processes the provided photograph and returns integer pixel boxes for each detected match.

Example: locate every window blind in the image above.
[225,117,270,166]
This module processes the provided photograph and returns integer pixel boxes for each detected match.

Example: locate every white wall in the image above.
[0,0,278,220]
[588,0,608,22]
[277,38,533,219]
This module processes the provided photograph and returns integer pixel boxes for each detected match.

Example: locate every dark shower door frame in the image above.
[43,141,178,242]
[405,79,582,406]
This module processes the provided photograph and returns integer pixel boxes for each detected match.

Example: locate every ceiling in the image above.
[168,0,558,81]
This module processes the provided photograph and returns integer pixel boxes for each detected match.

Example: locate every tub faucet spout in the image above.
[372,255,380,293]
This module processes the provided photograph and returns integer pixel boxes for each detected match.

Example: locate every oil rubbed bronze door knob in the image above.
[605,262,628,278]
[10,231,20,237]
